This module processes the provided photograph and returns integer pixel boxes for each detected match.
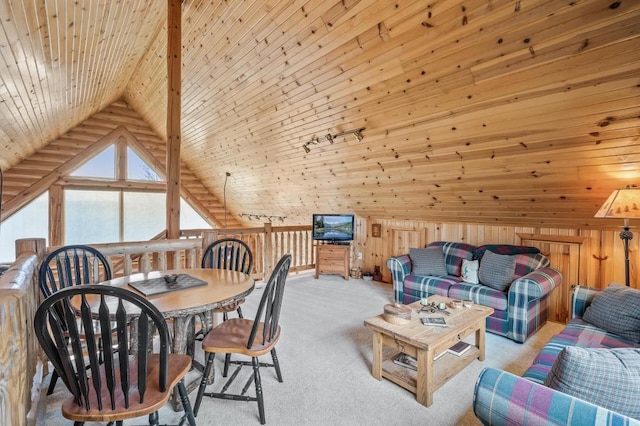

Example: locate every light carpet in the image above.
[38,271,563,425]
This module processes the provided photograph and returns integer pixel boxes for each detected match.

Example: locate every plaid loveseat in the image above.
[473,285,640,425]
[387,241,561,343]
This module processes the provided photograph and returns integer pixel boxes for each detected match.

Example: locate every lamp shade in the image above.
[594,187,640,219]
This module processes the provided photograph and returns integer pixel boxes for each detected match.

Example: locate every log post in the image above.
[166,0,182,252]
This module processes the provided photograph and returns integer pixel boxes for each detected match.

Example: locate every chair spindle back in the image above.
[202,238,253,275]
[34,285,171,411]
[39,245,112,298]
[248,254,292,349]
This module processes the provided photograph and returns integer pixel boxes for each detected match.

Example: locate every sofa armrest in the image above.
[571,284,600,319]
[387,255,411,303]
[509,266,562,301]
[507,267,561,342]
[473,367,640,426]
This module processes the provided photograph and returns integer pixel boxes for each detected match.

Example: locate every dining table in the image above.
[79,268,255,410]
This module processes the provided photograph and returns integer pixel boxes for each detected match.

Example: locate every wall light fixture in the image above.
[239,213,287,222]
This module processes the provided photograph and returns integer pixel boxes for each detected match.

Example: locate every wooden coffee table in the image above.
[364,295,493,407]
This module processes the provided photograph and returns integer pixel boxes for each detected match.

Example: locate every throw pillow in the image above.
[409,247,447,276]
[544,347,640,420]
[478,250,515,291]
[582,283,640,343]
[461,259,479,284]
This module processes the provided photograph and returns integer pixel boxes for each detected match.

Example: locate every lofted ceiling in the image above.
[0,0,639,229]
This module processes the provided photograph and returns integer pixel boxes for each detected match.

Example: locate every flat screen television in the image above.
[312,214,355,243]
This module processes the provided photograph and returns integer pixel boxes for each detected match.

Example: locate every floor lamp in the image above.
[594,186,640,286]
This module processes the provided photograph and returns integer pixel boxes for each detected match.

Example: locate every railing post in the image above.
[15,237,46,306]
[264,223,273,279]
[201,230,220,251]
[15,238,46,260]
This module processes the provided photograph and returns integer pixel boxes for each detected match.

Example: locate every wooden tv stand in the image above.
[315,243,350,280]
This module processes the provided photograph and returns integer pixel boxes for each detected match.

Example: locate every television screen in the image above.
[312,214,355,242]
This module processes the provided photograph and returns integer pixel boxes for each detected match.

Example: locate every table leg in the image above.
[201,310,214,335]
[371,331,382,380]
[416,348,433,407]
[476,321,486,361]
[170,315,215,411]
[170,316,190,411]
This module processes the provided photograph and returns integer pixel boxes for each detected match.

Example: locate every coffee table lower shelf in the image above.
[381,345,480,398]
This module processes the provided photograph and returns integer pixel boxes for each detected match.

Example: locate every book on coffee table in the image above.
[393,353,418,370]
[421,316,448,327]
[447,341,472,356]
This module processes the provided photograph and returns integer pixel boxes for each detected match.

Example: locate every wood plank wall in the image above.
[355,217,639,323]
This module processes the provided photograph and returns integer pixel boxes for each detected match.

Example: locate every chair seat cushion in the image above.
[403,274,461,300]
[448,282,508,311]
[202,318,280,357]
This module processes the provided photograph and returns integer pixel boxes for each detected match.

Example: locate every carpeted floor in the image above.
[38,271,564,425]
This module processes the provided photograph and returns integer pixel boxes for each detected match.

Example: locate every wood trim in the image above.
[49,185,63,247]
[516,233,588,245]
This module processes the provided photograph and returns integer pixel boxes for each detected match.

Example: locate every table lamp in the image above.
[594,185,640,286]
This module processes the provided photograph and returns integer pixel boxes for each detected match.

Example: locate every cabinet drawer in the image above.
[318,251,345,260]
[319,261,346,271]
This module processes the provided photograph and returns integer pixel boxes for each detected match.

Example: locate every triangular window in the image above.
[127,147,163,181]
[71,145,115,178]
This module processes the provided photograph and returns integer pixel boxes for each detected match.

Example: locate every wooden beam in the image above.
[166,0,181,240]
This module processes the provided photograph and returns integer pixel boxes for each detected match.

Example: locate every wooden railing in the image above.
[42,224,315,280]
[0,238,46,426]
[200,224,315,278]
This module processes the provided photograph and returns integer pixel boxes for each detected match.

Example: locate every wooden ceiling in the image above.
[0,0,639,229]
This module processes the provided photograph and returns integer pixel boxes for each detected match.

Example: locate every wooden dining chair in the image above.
[38,244,113,395]
[200,238,254,374]
[39,244,112,297]
[193,254,292,425]
[34,284,196,426]
[201,238,254,320]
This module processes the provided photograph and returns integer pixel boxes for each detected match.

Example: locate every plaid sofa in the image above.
[387,241,561,343]
[473,285,640,425]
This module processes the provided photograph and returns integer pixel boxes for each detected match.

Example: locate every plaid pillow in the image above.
[583,284,640,343]
[544,347,640,420]
[427,241,475,276]
[409,247,447,276]
[478,250,515,291]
